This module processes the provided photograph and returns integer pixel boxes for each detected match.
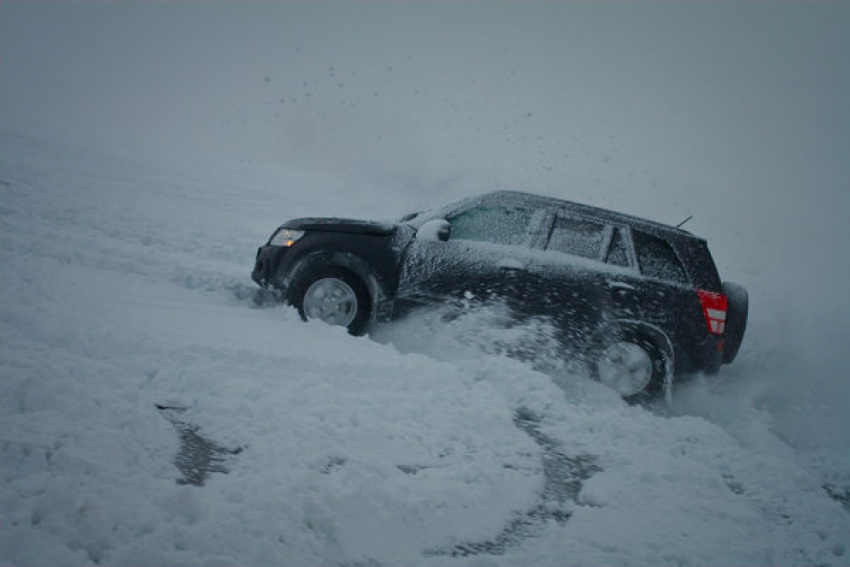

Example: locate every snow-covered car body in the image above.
[252,191,747,400]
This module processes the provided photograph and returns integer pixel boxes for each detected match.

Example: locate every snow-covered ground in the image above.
[2,3,849,566]
[1,130,848,567]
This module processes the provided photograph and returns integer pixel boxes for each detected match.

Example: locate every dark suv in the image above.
[251,191,747,401]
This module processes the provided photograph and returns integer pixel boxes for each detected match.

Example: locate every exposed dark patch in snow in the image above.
[824,485,850,513]
[321,459,443,477]
[157,405,242,486]
[432,408,600,557]
[320,455,347,475]
[396,464,431,475]
[722,472,746,495]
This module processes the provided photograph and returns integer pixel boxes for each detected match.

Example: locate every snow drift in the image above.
[1,132,847,567]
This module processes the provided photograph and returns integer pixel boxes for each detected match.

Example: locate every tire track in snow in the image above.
[431,408,600,557]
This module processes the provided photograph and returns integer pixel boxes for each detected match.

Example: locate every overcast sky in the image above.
[1,1,848,289]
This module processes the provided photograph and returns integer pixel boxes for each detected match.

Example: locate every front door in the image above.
[396,202,547,309]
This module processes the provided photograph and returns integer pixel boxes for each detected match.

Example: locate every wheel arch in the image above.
[285,250,390,318]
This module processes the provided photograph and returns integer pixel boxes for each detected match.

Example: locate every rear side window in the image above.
[632,230,689,284]
[448,206,533,246]
[680,239,722,291]
[546,216,605,260]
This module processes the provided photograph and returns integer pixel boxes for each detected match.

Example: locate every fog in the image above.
[3,2,848,294]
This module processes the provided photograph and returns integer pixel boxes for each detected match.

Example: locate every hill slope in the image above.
[1,132,847,566]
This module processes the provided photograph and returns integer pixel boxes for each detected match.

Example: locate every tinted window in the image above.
[546,217,605,260]
[606,227,630,267]
[448,206,533,246]
[632,230,688,284]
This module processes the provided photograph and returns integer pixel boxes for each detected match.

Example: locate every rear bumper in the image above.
[676,335,724,377]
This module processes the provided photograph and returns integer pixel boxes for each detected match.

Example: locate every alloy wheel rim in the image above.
[596,342,653,397]
[303,278,358,327]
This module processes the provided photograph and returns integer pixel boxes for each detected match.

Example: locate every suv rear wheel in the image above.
[592,329,666,403]
[288,265,371,336]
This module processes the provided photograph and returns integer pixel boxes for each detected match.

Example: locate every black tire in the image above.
[590,329,667,404]
[721,282,748,364]
[287,264,372,336]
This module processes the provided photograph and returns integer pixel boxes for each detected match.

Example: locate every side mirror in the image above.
[416,219,450,242]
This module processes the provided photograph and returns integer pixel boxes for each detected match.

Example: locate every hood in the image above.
[282,217,397,236]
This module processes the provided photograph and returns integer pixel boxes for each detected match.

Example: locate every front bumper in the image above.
[251,245,287,288]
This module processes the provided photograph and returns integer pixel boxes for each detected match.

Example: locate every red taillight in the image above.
[697,290,727,336]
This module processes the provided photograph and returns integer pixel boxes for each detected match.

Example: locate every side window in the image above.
[448,206,533,246]
[546,216,605,260]
[632,230,689,284]
[605,227,630,267]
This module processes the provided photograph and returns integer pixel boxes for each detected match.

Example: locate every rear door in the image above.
[528,221,693,346]
[529,220,691,337]
[522,214,640,342]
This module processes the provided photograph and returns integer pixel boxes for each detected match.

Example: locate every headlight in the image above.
[269,228,305,247]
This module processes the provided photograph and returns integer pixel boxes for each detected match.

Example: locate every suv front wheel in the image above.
[288,265,371,336]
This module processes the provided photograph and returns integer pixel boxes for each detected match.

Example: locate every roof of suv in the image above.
[484,190,701,241]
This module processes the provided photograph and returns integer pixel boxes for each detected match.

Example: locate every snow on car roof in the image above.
[480,190,700,239]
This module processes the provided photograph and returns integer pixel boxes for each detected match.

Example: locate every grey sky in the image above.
[2,1,848,286]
